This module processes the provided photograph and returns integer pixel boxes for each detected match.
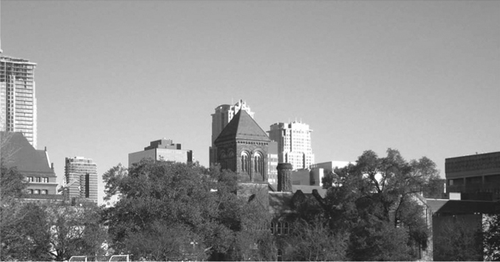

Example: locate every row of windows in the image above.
[27,189,49,195]
[270,222,289,235]
[26,177,50,183]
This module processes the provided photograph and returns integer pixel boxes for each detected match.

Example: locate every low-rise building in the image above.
[129,139,193,166]
[1,131,60,201]
[445,151,500,201]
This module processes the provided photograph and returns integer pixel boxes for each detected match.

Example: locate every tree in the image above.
[103,160,272,261]
[102,163,128,202]
[45,203,107,261]
[316,149,437,260]
[433,215,483,261]
[1,165,27,199]
[484,214,500,261]
[0,202,52,261]
[281,218,348,261]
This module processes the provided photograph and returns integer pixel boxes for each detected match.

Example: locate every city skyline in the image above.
[2,1,499,204]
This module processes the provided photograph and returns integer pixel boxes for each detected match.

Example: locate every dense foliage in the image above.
[4,148,497,261]
[316,148,439,260]
[103,160,273,261]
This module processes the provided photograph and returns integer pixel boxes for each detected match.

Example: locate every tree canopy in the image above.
[315,148,439,260]
[103,160,273,261]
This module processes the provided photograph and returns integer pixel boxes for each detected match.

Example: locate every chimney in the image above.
[277,163,293,192]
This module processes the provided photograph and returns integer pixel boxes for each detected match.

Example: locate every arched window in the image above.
[219,150,227,169]
[253,151,264,176]
[241,151,250,173]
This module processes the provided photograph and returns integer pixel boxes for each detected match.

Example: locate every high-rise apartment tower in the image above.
[268,121,315,170]
[0,55,37,147]
[65,156,98,203]
[210,99,255,166]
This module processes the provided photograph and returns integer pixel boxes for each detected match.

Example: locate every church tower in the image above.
[214,109,270,183]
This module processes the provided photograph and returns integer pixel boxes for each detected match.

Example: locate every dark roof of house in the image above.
[1,132,55,176]
[269,191,294,215]
[426,199,500,215]
[215,110,270,144]
[292,185,327,196]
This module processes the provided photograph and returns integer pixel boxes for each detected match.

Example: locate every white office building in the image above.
[268,121,315,170]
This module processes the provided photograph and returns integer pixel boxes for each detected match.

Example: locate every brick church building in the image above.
[214,109,271,184]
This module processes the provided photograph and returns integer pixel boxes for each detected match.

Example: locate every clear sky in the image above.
[2,1,499,204]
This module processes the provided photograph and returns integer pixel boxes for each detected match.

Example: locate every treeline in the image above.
[1,149,499,261]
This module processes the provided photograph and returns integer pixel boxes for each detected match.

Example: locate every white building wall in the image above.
[269,121,315,170]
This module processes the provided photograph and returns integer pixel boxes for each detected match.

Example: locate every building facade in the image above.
[268,121,315,170]
[210,99,255,166]
[214,109,270,183]
[64,156,98,203]
[1,132,58,199]
[268,141,279,185]
[128,138,193,166]
[445,151,500,201]
[0,55,37,148]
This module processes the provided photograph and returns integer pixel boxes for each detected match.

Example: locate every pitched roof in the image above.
[1,132,55,176]
[214,109,270,144]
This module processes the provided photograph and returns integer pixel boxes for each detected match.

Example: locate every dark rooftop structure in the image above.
[1,132,59,198]
[215,110,271,144]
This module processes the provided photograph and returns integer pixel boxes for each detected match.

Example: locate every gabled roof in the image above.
[1,132,55,176]
[215,109,270,144]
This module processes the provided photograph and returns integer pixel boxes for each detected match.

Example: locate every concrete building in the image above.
[445,151,500,201]
[1,131,59,201]
[268,141,279,185]
[129,138,193,166]
[290,161,352,187]
[268,121,315,170]
[0,55,37,147]
[64,156,98,203]
[210,99,255,166]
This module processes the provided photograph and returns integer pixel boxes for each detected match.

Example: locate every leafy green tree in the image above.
[45,203,107,261]
[102,163,128,202]
[433,215,483,261]
[317,149,436,260]
[281,218,348,261]
[0,165,44,261]
[103,160,273,261]
[1,165,27,199]
[0,202,52,261]
[484,214,500,261]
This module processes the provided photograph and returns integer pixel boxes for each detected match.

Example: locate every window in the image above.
[43,177,49,183]
[41,190,48,195]
[241,152,250,173]
[33,189,40,194]
[36,177,41,182]
[270,221,289,235]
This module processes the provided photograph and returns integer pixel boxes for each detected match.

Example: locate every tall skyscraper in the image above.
[0,55,37,147]
[268,121,315,170]
[64,156,98,203]
[210,99,255,166]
